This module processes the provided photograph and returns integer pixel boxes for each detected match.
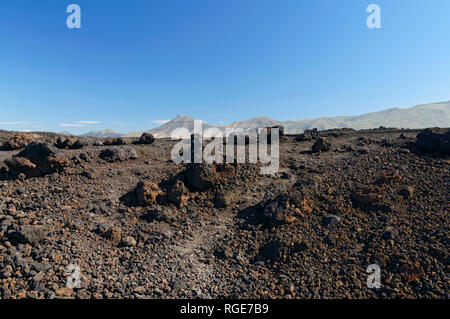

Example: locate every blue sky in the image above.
[1,0,449,134]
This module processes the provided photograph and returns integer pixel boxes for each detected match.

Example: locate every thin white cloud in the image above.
[59,120,101,127]
[0,121,35,125]
[60,123,89,127]
[77,121,101,124]
[152,120,170,125]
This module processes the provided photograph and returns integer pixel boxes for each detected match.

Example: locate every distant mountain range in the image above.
[80,101,450,138]
[81,128,123,138]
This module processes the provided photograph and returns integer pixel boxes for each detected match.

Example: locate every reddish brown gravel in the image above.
[0,128,448,299]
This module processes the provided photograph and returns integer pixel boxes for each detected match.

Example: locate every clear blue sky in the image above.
[1,0,449,134]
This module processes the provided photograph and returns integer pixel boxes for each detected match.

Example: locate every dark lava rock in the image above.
[103,226,122,243]
[1,133,36,150]
[258,240,291,263]
[416,128,450,155]
[135,182,163,206]
[4,157,37,178]
[311,137,331,153]
[280,172,291,179]
[399,185,414,199]
[184,163,237,191]
[185,164,215,191]
[295,128,320,142]
[137,133,155,145]
[259,240,281,262]
[383,229,396,240]
[292,241,309,253]
[144,207,178,223]
[256,192,302,226]
[99,146,138,162]
[55,136,85,149]
[166,180,189,208]
[16,142,64,166]
[121,181,163,206]
[7,225,48,245]
[5,142,69,178]
[104,137,126,146]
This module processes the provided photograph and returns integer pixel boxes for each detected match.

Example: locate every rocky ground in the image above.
[0,128,448,299]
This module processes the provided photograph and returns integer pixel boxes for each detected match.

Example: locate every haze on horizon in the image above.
[1,0,450,135]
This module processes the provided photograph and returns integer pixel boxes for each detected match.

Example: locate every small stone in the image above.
[399,186,414,199]
[293,241,308,253]
[103,226,122,243]
[81,167,99,180]
[214,191,234,208]
[383,229,396,240]
[120,236,137,247]
[144,207,177,223]
[214,246,233,260]
[134,286,146,294]
[259,240,282,262]
[322,214,341,226]
[280,172,291,179]
[55,287,73,297]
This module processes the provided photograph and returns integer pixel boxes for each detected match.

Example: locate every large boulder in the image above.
[311,137,331,153]
[7,225,48,245]
[99,146,138,162]
[4,157,37,177]
[55,136,86,149]
[137,133,155,145]
[295,128,320,142]
[104,137,126,146]
[255,192,304,227]
[135,181,163,206]
[5,142,69,178]
[1,133,36,150]
[121,181,163,206]
[416,128,450,155]
[166,180,190,208]
[184,163,237,191]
